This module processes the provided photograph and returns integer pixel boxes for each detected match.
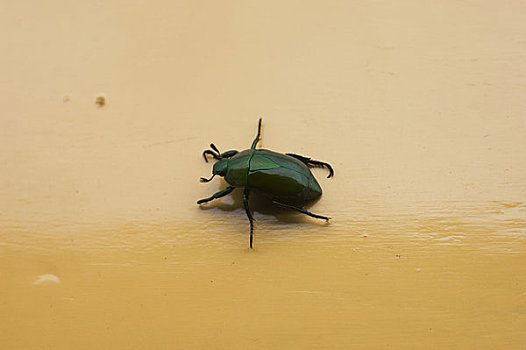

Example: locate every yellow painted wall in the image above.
[1,1,525,348]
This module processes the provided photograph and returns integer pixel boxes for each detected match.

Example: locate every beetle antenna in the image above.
[200,174,216,183]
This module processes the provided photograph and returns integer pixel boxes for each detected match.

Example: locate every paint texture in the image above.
[1,1,525,348]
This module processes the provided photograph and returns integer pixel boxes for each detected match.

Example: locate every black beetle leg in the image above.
[285,153,310,163]
[202,150,220,162]
[243,188,255,248]
[272,200,330,221]
[210,143,220,154]
[197,186,235,204]
[250,118,262,150]
[306,159,334,178]
[286,153,334,178]
[200,174,216,183]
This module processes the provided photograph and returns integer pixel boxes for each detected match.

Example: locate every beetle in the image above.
[197,118,333,248]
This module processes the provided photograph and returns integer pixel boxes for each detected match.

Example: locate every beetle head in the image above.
[212,158,229,177]
[200,144,238,183]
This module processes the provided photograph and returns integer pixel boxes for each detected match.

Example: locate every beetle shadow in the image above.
[197,180,330,226]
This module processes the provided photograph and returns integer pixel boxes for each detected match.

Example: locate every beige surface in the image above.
[1,1,526,349]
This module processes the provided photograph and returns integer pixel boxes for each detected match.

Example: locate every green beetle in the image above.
[197,118,333,248]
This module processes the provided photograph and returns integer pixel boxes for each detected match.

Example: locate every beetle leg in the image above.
[210,143,221,154]
[197,186,235,204]
[286,153,334,178]
[202,150,220,162]
[271,200,330,221]
[250,118,262,150]
[305,159,334,178]
[200,174,216,183]
[243,188,255,248]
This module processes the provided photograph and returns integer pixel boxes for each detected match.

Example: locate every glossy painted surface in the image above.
[1,1,526,348]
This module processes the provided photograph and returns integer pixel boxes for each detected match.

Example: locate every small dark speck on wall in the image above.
[95,96,106,108]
